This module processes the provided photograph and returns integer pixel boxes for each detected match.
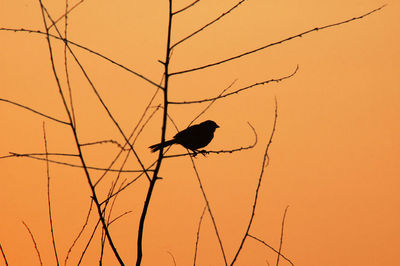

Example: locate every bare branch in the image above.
[247,234,294,266]
[48,0,85,29]
[22,221,43,266]
[193,205,207,266]
[7,152,148,173]
[42,123,59,265]
[0,243,9,266]
[80,139,129,150]
[171,0,247,49]
[276,206,290,266]
[230,98,278,265]
[170,66,298,104]
[166,251,177,266]
[0,98,69,125]
[188,79,237,126]
[0,28,163,90]
[171,5,386,76]
[189,155,227,265]
[64,200,94,266]
[172,0,201,15]
[77,219,101,265]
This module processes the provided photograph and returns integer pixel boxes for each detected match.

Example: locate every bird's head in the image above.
[202,120,219,130]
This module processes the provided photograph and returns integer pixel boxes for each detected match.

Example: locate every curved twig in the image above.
[193,205,207,266]
[230,98,278,265]
[170,66,298,104]
[276,206,290,266]
[22,221,43,266]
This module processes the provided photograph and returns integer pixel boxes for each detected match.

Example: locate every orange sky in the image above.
[1,0,399,265]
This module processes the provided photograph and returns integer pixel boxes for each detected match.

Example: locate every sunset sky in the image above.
[1,0,399,265]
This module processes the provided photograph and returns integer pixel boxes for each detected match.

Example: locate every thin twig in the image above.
[188,79,237,126]
[38,2,124,264]
[172,0,201,15]
[80,139,129,150]
[171,0,247,49]
[0,243,9,266]
[171,5,386,76]
[43,123,60,265]
[276,206,289,266]
[77,219,101,265]
[247,235,294,266]
[64,200,94,266]
[230,98,278,265]
[0,28,163,90]
[166,251,177,266]
[189,156,227,265]
[8,152,148,172]
[48,0,85,29]
[193,205,207,266]
[22,221,43,266]
[0,98,69,125]
[63,0,76,127]
[170,66,298,104]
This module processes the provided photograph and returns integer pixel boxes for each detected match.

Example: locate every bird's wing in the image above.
[174,124,201,140]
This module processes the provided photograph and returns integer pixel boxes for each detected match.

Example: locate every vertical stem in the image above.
[136,1,173,265]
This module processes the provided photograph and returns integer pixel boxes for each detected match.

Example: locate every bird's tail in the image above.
[149,139,177,152]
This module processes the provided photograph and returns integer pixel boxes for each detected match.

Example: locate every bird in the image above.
[149,120,219,153]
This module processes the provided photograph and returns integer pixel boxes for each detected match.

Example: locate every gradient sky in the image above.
[1,0,399,265]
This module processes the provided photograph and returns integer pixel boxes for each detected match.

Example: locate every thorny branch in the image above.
[170,5,386,76]
[230,98,278,265]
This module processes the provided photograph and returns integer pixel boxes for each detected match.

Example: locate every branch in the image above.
[42,123,59,265]
[172,0,201,15]
[193,205,207,266]
[170,66,298,104]
[171,0,248,49]
[136,1,174,265]
[247,235,294,266]
[230,98,278,265]
[276,206,289,266]
[48,0,85,29]
[189,156,227,265]
[0,243,9,266]
[0,98,69,125]
[170,5,386,76]
[37,3,124,263]
[6,152,148,172]
[22,221,43,266]
[64,200,94,265]
[0,28,163,90]
[188,79,237,126]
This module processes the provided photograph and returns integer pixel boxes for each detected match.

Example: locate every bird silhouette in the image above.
[149,120,219,152]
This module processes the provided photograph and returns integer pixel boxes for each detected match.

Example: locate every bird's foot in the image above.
[198,150,208,157]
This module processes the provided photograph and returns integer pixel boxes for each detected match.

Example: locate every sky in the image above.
[1,0,399,265]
